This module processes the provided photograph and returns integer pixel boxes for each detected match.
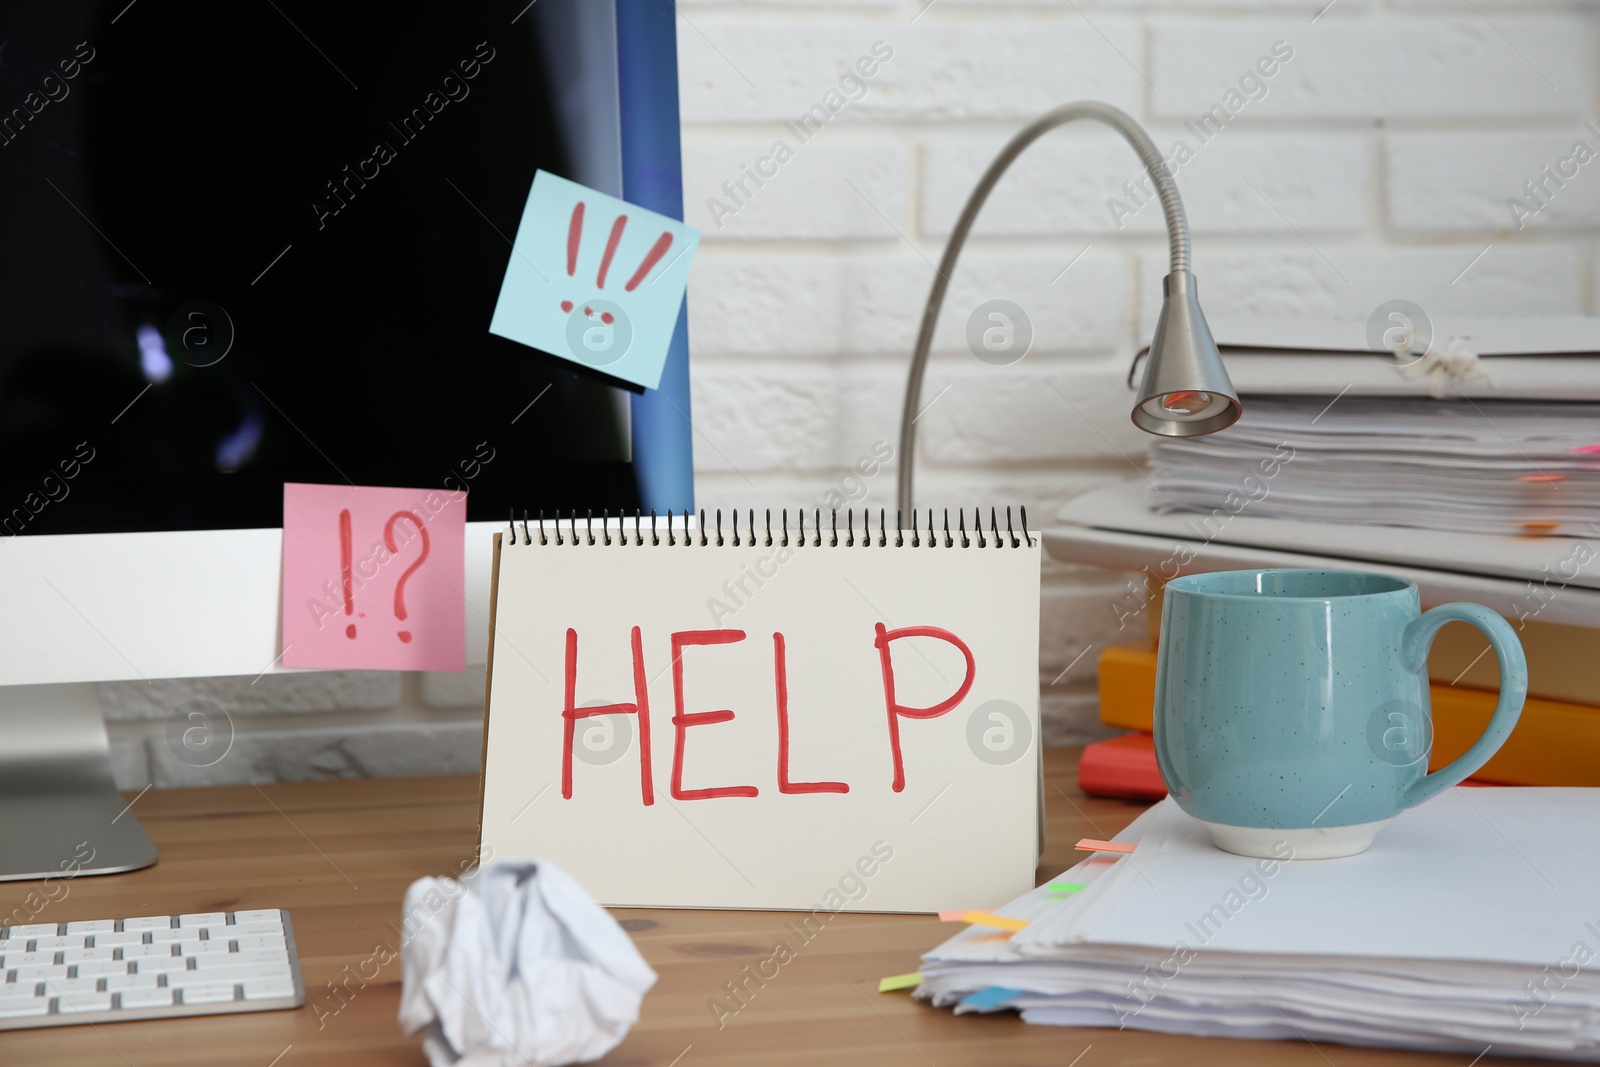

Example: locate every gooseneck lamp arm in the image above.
[894,100,1240,518]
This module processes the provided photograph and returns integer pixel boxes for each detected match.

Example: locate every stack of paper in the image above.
[1140,314,1600,400]
[1147,395,1600,536]
[920,791,1600,1059]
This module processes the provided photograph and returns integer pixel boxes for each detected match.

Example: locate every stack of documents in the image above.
[920,791,1600,1059]
[1147,395,1600,537]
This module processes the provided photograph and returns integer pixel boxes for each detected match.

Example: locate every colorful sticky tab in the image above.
[959,986,1025,1010]
[489,170,699,391]
[280,483,467,671]
[939,909,990,922]
[1075,838,1136,854]
[1046,882,1086,894]
[878,972,923,993]
[961,911,1028,932]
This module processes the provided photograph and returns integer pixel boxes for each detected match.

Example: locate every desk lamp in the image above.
[895,101,1241,516]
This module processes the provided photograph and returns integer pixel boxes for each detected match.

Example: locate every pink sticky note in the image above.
[1075,838,1136,854]
[281,483,467,671]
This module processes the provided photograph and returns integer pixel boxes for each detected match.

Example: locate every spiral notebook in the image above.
[477,509,1042,912]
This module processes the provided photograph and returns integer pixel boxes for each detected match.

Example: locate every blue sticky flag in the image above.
[489,171,699,391]
[958,986,1025,1012]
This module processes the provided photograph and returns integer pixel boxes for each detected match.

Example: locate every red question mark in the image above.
[384,510,430,644]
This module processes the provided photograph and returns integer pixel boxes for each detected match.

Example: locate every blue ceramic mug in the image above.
[1153,569,1527,859]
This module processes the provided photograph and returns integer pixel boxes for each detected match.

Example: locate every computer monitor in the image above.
[0,0,694,879]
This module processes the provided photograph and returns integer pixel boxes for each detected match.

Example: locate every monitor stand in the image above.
[0,685,157,881]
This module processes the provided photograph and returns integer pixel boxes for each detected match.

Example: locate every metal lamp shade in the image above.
[1131,270,1241,437]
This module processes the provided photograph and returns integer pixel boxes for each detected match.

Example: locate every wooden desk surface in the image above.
[0,749,1542,1067]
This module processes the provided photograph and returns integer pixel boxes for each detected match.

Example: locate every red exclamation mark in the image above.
[624,233,674,291]
[597,215,628,288]
[339,508,356,639]
[562,202,585,314]
[567,202,584,276]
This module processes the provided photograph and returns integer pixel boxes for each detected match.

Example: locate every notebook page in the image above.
[480,532,1041,911]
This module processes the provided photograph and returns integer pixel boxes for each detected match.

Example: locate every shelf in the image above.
[1045,481,1600,628]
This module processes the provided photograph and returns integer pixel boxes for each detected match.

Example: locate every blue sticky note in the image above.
[489,170,698,391]
[957,986,1025,1012]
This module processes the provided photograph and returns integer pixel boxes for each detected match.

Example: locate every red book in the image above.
[1078,732,1167,800]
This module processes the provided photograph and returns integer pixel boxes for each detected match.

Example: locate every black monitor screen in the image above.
[0,0,644,535]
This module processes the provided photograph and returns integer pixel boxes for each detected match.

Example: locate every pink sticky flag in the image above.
[281,483,467,671]
[939,909,991,922]
[1075,838,1136,854]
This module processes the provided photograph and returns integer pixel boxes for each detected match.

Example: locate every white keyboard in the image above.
[0,909,304,1029]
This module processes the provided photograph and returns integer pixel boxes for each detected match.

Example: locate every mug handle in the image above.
[1399,604,1528,809]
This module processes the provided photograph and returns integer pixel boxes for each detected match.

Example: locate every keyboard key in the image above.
[231,936,287,953]
[56,992,113,1013]
[133,957,189,974]
[33,937,83,951]
[180,983,238,1005]
[1,953,57,968]
[196,952,286,971]
[61,947,115,963]
[178,940,230,955]
[169,966,289,988]
[231,910,282,924]
[74,960,132,977]
[121,917,172,932]
[230,922,283,937]
[148,928,187,943]
[242,978,295,1000]
[44,977,104,997]
[0,998,47,1020]
[11,965,67,981]
[64,920,116,935]
[0,940,26,953]
[5,924,57,938]
[102,973,159,991]
[178,913,229,928]
[92,932,145,947]
[118,986,174,1009]
[121,944,175,959]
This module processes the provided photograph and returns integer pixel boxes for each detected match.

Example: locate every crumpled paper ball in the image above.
[398,859,657,1067]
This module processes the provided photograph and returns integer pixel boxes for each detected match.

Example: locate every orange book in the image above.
[1098,640,1159,734]
[1428,617,1600,706]
[1098,640,1600,787]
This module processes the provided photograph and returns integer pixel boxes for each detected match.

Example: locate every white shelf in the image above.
[1044,481,1600,628]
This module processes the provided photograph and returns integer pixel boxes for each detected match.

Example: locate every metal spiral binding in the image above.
[504,507,1035,547]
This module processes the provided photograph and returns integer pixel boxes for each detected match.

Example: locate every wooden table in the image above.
[0,749,1546,1066]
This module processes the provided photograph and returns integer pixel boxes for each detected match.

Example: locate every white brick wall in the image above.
[107,0,1600,787]
[679,0,1600,749]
